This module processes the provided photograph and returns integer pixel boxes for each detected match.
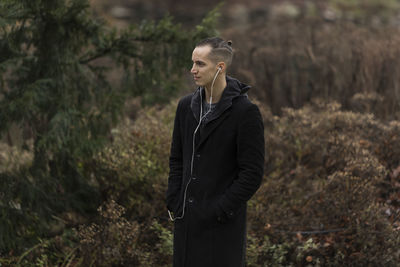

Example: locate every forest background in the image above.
[1,0,400,266]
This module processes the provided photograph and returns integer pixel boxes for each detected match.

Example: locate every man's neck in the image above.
[204,75,227,104]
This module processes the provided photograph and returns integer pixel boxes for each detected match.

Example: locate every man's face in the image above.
[191,45,218,88]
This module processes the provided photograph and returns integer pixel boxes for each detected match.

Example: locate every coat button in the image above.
[196,154,201,158]
[188,197,194,203]
[192,176,197,181]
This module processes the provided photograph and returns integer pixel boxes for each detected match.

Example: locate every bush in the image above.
[72,102,177,266]
[247,97,400,266]
[74,199,173,267]
[82,96,400,266]
[86,101,176,221]
[2,94,399,266]
[76,200,141,266]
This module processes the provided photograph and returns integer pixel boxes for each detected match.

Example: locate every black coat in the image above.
[166,76,265,267]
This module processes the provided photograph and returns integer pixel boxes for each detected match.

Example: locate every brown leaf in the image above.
[391,166,400,179]
[296,232,303,242]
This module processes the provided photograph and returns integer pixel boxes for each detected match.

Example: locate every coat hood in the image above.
[190,76,251,123]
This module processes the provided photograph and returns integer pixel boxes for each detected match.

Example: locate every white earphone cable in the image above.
[168,67,221,222]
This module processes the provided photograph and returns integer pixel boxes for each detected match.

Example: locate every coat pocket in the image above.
[192,201,219,228]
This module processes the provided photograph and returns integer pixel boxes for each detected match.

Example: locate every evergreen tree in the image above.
[0,0,218,251]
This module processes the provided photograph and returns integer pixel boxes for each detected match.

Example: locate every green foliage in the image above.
[86,101,176,220]
[0,230,80,267]
[151,220,173,257]
[0,0,218,253]
[70,103,175,266]
[247,235,292,267]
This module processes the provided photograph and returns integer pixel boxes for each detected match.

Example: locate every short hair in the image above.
[196,37,233,67]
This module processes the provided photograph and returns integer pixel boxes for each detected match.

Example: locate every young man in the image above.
[166,37,265,267]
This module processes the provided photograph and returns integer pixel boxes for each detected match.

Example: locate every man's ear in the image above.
[217,62,226,72]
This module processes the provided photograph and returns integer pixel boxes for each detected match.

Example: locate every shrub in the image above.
[73,102,178,266]
[247,98,400,266]
[75,200,173,267]
[76,200,141,266]
[86,97,400,265]
[85,101,176,221]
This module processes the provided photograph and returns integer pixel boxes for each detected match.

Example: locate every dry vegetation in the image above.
[2,96,400,266]
[2,1,400,266]
[248,98,400,266]
[229,20,400,121]
[74,95,400,266]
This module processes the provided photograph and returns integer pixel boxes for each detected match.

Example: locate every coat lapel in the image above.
[190,87,202,123]
[195,109,231,150]
[191,76,249,150]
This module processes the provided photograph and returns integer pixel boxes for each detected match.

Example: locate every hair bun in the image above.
[227,40,233,46]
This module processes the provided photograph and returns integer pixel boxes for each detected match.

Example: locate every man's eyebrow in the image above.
[193,60,205,64]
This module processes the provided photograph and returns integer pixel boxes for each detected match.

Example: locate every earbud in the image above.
[218,66,222,71]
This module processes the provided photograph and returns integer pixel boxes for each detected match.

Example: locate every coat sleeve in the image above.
[217,103,265,220]
[166,100,184,213]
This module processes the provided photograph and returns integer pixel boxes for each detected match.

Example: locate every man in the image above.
[166,37,265,267]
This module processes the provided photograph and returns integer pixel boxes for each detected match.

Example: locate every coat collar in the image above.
[190,76,250,124]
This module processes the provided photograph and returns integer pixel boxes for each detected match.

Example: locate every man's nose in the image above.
[190,65,197,74]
